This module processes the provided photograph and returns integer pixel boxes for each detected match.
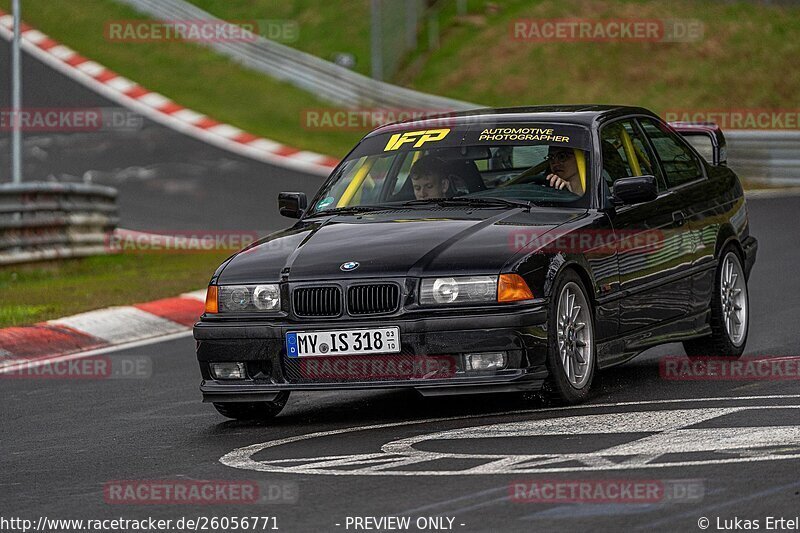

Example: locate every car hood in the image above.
[216,208,586,284]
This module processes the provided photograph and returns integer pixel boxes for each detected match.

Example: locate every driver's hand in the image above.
[547,173,573,192]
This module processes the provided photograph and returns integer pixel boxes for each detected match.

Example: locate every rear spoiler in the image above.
[668,121,727,166]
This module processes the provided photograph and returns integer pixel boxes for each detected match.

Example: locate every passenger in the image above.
[409,156,456,200]
[546,146,584,195]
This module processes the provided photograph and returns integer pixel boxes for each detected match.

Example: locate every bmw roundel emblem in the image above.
[340,261,360,272]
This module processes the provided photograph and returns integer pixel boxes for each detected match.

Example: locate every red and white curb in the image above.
[0,289,206,374]
[0,10,339,176]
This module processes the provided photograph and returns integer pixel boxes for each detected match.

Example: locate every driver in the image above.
[546,146,584,195]
[409,155,457,200]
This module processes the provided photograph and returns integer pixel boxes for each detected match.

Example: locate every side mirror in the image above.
[278,192,307,219]
[613,175,658,205]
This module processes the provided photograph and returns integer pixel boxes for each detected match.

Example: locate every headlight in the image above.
[215,284,281,313]
[420,276,498,305]
[253,284,281,310]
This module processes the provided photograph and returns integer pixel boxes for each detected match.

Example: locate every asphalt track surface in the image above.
[0,38,326,231]
[2,194,799,533]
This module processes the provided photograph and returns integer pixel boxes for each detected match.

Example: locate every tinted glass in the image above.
[639,118,704,187]
[308,123,594,214]
[600,119,661,192]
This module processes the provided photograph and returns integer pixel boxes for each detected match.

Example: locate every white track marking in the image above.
[246,138,284,152]
[47,44,75,60]
[0,330,193,375]
[49,307,185,344]
[221,396,800,476]
[104,76,137,93]
[292,151,331,163]
[21,29,46,44]
[137,92,172,109]
[181,289,208,302]
[171,108,206,124]
[206,124,244,138]
[75,60,105,77]
[0,23,335,175]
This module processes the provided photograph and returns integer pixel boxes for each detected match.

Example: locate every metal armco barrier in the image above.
[726,130,800,184]
[121,0,800,185]
[0,182,119,265]
[117,0,800,183]
[116,0,475,111]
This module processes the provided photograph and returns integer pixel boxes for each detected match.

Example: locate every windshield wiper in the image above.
[400,197,533,210]
[304,205,395,218]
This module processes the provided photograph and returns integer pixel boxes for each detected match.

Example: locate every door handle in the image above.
[672,211,686,226]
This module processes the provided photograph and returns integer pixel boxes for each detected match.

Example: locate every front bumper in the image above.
[194,306,549,402]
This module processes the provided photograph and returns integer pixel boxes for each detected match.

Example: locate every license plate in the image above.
[286,327,400,357]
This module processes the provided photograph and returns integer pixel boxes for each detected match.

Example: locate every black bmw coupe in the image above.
[194,105,757,420]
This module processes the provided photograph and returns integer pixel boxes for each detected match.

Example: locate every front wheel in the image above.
[683,248,749,358]
[213,392,290,421]
[543,270,596,404]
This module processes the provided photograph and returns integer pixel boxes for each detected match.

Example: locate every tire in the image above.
[213,392,290,421]
[543,270,596,404]
[683,247,749,359]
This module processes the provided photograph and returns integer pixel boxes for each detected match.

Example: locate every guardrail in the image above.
[726,130,800,184]
[116,0,476,111]
[0,182,119,265]
[117,0,799,183]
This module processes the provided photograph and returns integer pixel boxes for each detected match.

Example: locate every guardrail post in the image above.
[370,0,383,81]
[11,0,22,184]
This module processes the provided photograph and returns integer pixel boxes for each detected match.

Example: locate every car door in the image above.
[601,118,696,337]
[638,117,710,318]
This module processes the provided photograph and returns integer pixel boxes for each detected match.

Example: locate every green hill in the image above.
[396,0,800,114]
[5,0,798,162]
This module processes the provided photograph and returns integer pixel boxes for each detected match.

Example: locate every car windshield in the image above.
[307,122,592,215]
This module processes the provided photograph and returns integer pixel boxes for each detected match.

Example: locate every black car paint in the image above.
[194,105,758,401]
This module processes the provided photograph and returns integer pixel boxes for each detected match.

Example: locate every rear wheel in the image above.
[683,248,749,358]
[543,270,596,404]
[213,392,290,421]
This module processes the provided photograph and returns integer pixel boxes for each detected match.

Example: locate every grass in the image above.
[139,0,800,114]
[188,0,374,76]
[0,251,231,327]
[396,0,800,114]
[11,0,799,165]
[0,0,364,157]
[5,1,788,326]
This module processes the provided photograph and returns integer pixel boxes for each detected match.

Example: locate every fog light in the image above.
[210,362,246,380]
[465,352,507,371]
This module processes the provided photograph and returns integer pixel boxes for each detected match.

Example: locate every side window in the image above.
[639,118,704,188]
[600,119,660,190]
